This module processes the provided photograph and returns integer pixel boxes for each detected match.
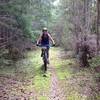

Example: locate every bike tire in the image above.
[43,52,47,72]
[44,60,47,72]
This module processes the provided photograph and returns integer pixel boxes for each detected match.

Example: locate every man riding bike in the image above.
[37,27,55,64]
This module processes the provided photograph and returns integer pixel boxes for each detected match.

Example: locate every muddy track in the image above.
[48,66,66,100]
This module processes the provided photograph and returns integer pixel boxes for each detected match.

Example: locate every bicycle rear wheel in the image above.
[43,52,47,72]
[44,60,47,72]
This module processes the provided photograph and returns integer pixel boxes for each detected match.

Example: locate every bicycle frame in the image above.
[41,47,48,72]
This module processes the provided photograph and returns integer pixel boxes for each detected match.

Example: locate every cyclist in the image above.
[37,27,55,64]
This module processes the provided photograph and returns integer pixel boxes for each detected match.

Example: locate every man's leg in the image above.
[41,49,43,57]
[47,46,50,58]
[47,47,50,64]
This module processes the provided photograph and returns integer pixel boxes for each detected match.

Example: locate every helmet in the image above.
[42,27,47,31]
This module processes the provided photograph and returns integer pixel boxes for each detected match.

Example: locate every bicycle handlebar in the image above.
[36,44,55,47]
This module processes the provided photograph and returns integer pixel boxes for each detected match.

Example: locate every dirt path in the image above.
[48,66,66,100]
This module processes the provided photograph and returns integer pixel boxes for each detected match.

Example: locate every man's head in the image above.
[42,27,48,33]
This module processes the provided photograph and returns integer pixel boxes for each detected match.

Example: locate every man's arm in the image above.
[48,33,55,44]
[37,34,42,44]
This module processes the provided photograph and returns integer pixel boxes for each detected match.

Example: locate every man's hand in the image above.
[36,44,39,46]
[36,42,39,46]
[53,42,55,46]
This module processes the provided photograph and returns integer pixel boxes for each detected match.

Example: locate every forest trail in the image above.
[0,47,100,100]
[48,66,66,100]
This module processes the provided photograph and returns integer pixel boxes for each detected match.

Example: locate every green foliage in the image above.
[90,56,100,68]
[16,14,33,38]
[0,0,54,41]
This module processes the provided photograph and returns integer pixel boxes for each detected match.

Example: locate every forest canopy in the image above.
[0,0,99,54]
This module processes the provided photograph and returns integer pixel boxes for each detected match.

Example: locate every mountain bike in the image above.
[37,44,49,72]
[37,44,55,73]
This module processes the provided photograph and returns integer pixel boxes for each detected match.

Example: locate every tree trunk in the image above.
[83,0,91,35]
[96,0,100,54]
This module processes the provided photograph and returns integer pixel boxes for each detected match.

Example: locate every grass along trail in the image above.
[0,47,100,100]
[50,48,100,100]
